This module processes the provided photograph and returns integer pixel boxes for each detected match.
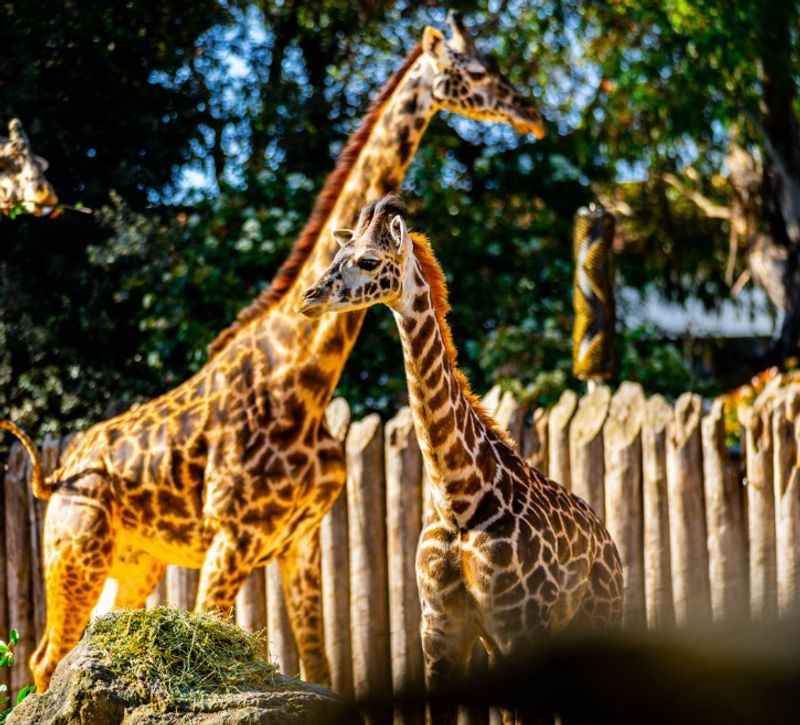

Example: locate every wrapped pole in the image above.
[572,204,616,384]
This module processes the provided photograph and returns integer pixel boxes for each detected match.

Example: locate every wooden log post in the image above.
[321,397,353,698]
[775,389,800,616]
[702,399,747,623]
[4,442,35,694]
[166,566,199,611]
[740,402,777,620]
[523,408,548,472]
[266,560,299,677]
[146,576,167,609]
[569,386,611,521]
[482,385,503,418]
[347,414,391,715]
[385,407,424,724]
[666,393,711,626]
[603,382,645,628]
[28,434,60,643]
[236,568,267,634]
[494,391,527,447]
[642,396,675,629]
[548,390,578,490]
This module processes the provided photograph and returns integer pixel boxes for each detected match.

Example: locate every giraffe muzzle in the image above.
[299,286,328,318]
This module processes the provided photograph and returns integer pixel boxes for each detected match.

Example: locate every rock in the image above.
[9,621,358,725]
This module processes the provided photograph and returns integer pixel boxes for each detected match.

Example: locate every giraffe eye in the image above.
[357,257,380,272]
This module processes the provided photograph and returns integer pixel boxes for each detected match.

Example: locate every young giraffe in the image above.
[301,196,624,723]
[1,15,545,692]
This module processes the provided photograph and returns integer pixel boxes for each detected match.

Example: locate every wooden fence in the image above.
[3,382,800,717]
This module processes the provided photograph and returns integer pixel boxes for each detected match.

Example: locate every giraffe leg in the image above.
[420,602,473,725]
[195,527,255,614]
[278,526,331,685]
[110,546,167,609]
[31,489,114,691]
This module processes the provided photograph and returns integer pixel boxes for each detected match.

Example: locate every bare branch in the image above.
[662,173,731,220]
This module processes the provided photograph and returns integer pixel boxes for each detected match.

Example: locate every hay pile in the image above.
[87,607,278,704]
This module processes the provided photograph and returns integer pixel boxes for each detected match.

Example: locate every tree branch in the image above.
[662,173,731,220]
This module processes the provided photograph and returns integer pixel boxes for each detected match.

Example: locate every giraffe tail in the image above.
[0,420,52,500]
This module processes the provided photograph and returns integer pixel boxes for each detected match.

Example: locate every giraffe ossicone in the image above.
[302,196,624,722]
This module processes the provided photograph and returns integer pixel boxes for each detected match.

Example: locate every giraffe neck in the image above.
[391,251,506,526]
[259,53,438,385]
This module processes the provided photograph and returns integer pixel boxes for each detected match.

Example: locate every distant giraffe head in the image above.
[421,11,545,138]
[0,118,58,215]
[299,195,410,317]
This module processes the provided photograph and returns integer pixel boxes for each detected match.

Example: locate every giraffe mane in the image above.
[208,43,424,358]
[409,232,516,448]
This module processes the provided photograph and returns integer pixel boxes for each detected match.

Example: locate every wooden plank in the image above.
[346,414,391,717]
[266,560,298,677]
[165,566,199,611]
[236,567,267,634]
[775,389,800,615]
[146,575,167,609]
[548,390,577,490]
[320,397,353,698]
[642,395,674,629]
[702,400,747,622]
[0,442,10,695]
[385,407,424,724]
[603,382,645,628]
[494,391,526,447]
[4,442,35,694]
[740,402,777,620]
[666,393,711,626]
[28,434,59,645]
[522,408,548,472]
[569,386,610,520]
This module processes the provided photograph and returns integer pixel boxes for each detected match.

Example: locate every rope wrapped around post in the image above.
[572,203,616,384]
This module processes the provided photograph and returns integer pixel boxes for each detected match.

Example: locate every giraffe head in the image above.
[0,119,59,215]
[421,11,545,139]
[299,195,410,318]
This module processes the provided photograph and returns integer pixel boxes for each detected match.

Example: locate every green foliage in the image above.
[0,629,34,723]
[2,0,798,435]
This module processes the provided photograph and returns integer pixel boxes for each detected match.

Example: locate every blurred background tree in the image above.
[2,0,798,438]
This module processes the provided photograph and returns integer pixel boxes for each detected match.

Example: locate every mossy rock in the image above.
[9,608,357,724]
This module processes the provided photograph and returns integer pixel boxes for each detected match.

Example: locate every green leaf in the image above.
[16,685,35,705]
[8,631,18,646]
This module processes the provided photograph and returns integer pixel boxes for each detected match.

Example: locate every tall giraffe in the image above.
[1,14,545,692]
[301,196,624,724]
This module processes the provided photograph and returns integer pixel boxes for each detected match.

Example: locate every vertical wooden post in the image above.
[523,408,548,472]
[482,385,503,418]
[28,434,60,644]
[777,389,800,615]
[166,566,199,611]
[741,402,777,620]
[0,448,9,696]
[569,386,611,520]
[347,414,391,718]
[236,568,267,633]
[266,560,299,677]
[321,397,353,698]
[603,382,645,628]
[146,576,167,609]
[494,391,526,447]
[702,400,747,622]
[548,390,577,490]
[666,393,711,626]
[642,395,675,629]
[4,443,35,694]
[385,407,424,724]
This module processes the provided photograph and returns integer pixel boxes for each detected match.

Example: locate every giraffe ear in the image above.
[389,214,407,252]
[422,26,447,61]
[332,228,354,248]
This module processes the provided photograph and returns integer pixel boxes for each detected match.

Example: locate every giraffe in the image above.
[0,118,58,215]
[300,196,624,724]
[0,14,546,692]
